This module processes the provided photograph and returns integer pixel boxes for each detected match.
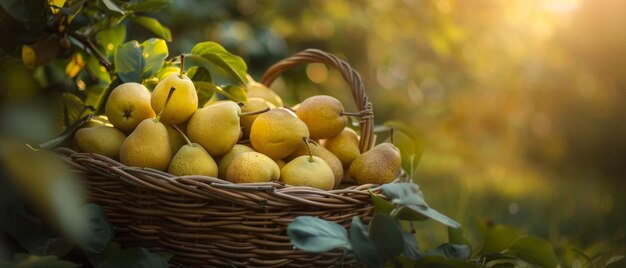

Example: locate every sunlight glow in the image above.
[541,0,580,13]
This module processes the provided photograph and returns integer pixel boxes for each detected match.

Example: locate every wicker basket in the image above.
[58,49,381,267]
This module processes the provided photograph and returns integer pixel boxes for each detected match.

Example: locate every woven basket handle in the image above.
[260,49,375,152]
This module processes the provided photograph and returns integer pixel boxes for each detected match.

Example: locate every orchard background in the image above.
[0,0,624,267]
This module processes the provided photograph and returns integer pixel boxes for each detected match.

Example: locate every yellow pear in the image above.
[247,78,283,107]
[281,155,335,191]
[240,98,276,139]
[74,125,126,160]
[166,124,186,154]
[218,144,255,180]
[119,87,176,171]
[186,101,241,156]
[250,108,309,159]
[105,82,155,133]
[226,152,280,183]
[119,118,171,171]
[151,57,198,124]
[296,95,348,139]
[322,127,360,168]
[168,126,218,177]
[274,159,286,169]
[348,143,401,185]
[287,140,344,188]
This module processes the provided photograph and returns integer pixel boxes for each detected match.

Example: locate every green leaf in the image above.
[504,236,559,268]
[194,81,219,106]
[189,66,213,83]
[478,253,518,266]
[140,38,169,79]
[76,204,114,253]
[124,0,172,12]
[97,248,168,268]
[428,243,471,260]
[114,39,167,82]
[348,216,381,267]
[62,93,88,127]
[114,41,143,82]
[129,16,172,42]
[86,242,121,267]
[448,227,470,246]
[287,216,351,253]
[478,222,523,255]
[58,0,84,16]
[96,25,126,57]
[221,85,247,103]
[401,230,423,260]
[101,0,125,15]
[86,55,112,83]
[83,85,108,114]
[384,121,424,181]
[381,183,460,228]
[189,42,248,84]
[370,191,427,221]
[0,199,50,255]
[0,0,45,23]
[370,214,404,262]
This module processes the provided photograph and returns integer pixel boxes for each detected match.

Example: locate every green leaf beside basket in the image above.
[287,216,351,253]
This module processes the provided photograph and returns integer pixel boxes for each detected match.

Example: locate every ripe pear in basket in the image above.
[59,49,404,267]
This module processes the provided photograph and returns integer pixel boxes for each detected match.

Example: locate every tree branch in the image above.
[68,32,114,72]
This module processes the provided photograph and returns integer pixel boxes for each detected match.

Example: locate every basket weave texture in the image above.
[59,49,382,267]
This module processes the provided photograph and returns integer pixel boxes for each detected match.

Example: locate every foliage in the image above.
[288,181,623,267]
[1,0,624,267]
[0,0,246,266]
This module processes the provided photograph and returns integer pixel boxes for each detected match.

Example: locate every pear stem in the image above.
[302,137,313,162]
[155,87,176,123]
[172,124,193,147]
[390,127,395,145]
[239,107,271,117]
[179,54,185,78]
[340,111,361,117]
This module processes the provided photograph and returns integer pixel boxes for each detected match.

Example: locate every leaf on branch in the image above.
[76,204,114,254]
[369,214,404,262]
[0,0,46,23]
[58,0,84,17]
[348,216,381,267]
[189,42,248,84]
[503,236,559,268]
[114,39,168,83]
[101,0,125,15]
[428,243,471,260]
[287,216,351,253]
[383,120,424,182]
[129,16,172,42]
[401,230,423,260]
[380,183,460,228]
[96,25,126,57]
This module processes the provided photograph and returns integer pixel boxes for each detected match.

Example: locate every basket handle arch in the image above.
[260,49,375,153]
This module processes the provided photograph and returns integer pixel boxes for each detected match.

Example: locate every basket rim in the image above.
[58,147,385,210]
[260,48,375,153]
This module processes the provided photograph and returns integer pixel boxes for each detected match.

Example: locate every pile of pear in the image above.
[74,66,401,190]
